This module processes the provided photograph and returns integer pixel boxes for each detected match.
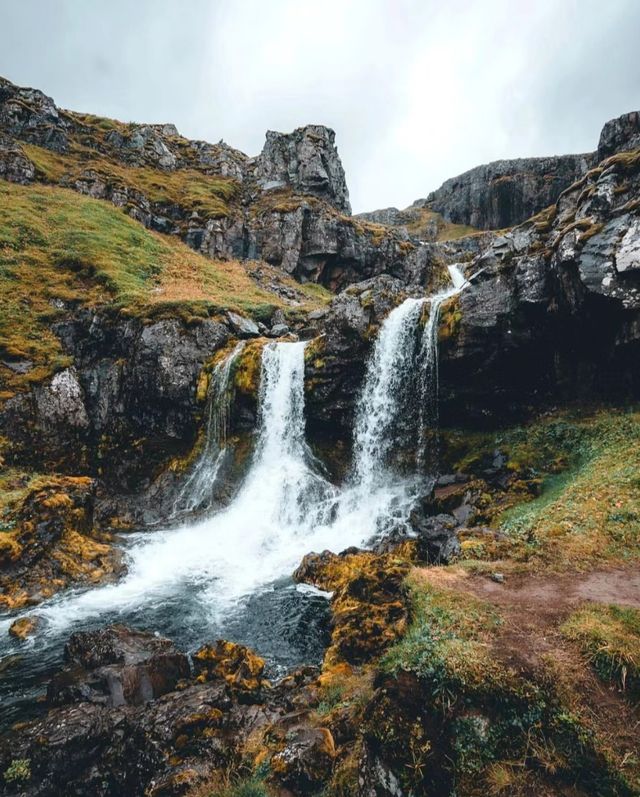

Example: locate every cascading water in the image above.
[0,266,468,725]
[352,297,426,490]
[171,341,245,518]
[417,264,466,466]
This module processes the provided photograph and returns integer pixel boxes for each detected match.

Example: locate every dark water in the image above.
[0,575,331,730]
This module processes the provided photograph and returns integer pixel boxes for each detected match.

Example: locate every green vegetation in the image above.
[22,142,238,218]
[0,181,326,397]
[190,774,270,797]
[381,570,503,692]
[444,408,640,572]
[3,759,31,783]
[562,604,640,695]
[402,206,479,241]
[375,571,637,796]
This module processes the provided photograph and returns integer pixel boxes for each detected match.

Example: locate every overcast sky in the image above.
[1,0,639,212]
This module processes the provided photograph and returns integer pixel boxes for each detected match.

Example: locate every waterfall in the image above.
[13,341,338,635]
[352,297,426,489]
[171,341,245,518]
[1,266,467,647]
[417,266,464,465]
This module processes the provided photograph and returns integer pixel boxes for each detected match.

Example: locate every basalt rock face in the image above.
[1,312,230,480]
[426,153,593,230]
[304,275,411,440]
[437,147,640,423]
[307,145,640,432]
[0,311,269,529]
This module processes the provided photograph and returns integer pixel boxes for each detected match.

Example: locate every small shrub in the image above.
[4,758,31,783]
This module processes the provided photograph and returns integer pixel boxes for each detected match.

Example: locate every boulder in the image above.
[269,721,336,792]
[408,509,461,564]
[192,640,266,695]
[0,476,123,612]
[48,625,190,707]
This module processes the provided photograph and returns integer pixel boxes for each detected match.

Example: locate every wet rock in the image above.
[269,720,336,792]
[304,275,410,437]
[48,625,190,707]
[294,550,409,665]
[0,476,123,611]
[8,616,40,640]
[193,640,266,695]
[408,510,460,564]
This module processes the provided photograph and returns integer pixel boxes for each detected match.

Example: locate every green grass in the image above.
[402,206,479,241]
[189,776,269,797]
[381,570,502,693]
[561,604,640,695]
[22,142,238,219]
[448,408,640,572]
[0,181,327,398]
[375,569,635,796]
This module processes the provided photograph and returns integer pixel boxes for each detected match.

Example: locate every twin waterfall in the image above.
[3,267,465,638]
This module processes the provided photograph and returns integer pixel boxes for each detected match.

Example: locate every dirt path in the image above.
[420,564,640,783]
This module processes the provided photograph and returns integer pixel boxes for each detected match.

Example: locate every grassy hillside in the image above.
[444,407,640,573]
[0,181,329,398]
[22,142,238,219]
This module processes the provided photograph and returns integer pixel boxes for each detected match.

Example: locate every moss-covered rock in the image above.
[0,475,123,612]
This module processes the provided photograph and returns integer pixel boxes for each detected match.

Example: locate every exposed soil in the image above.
[420,565,640,784]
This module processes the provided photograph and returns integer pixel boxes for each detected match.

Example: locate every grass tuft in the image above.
[561,604,640,695]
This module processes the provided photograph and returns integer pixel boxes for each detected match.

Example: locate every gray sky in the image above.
[1,0,639,212]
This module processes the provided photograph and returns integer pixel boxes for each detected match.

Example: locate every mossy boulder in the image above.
[193,640,266,695]
[0,475,123,612]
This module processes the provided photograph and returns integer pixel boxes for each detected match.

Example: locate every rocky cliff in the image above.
[425,152,594,230]
[310,137,640,436]
[0,77,426,290]
[361,112,640,235]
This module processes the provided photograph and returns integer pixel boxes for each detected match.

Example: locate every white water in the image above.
[352,297,426,490]
[418,264,466,463]
[171,341,245,518]
[2,266,467,640]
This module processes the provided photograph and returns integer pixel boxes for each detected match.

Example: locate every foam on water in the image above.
[0,267,468,663]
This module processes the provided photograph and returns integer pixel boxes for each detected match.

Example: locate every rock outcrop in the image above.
[252,125,351,213]
[0,476,123,611]
[425,153,593,230]
[310,142,640,432]
[0,77,424,290]
[598,110,640,160]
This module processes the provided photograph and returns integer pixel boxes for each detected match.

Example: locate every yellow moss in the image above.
[8,616,38,640]
[0,530,23,564]
[438,294,463,342]
[233,338,269,396]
